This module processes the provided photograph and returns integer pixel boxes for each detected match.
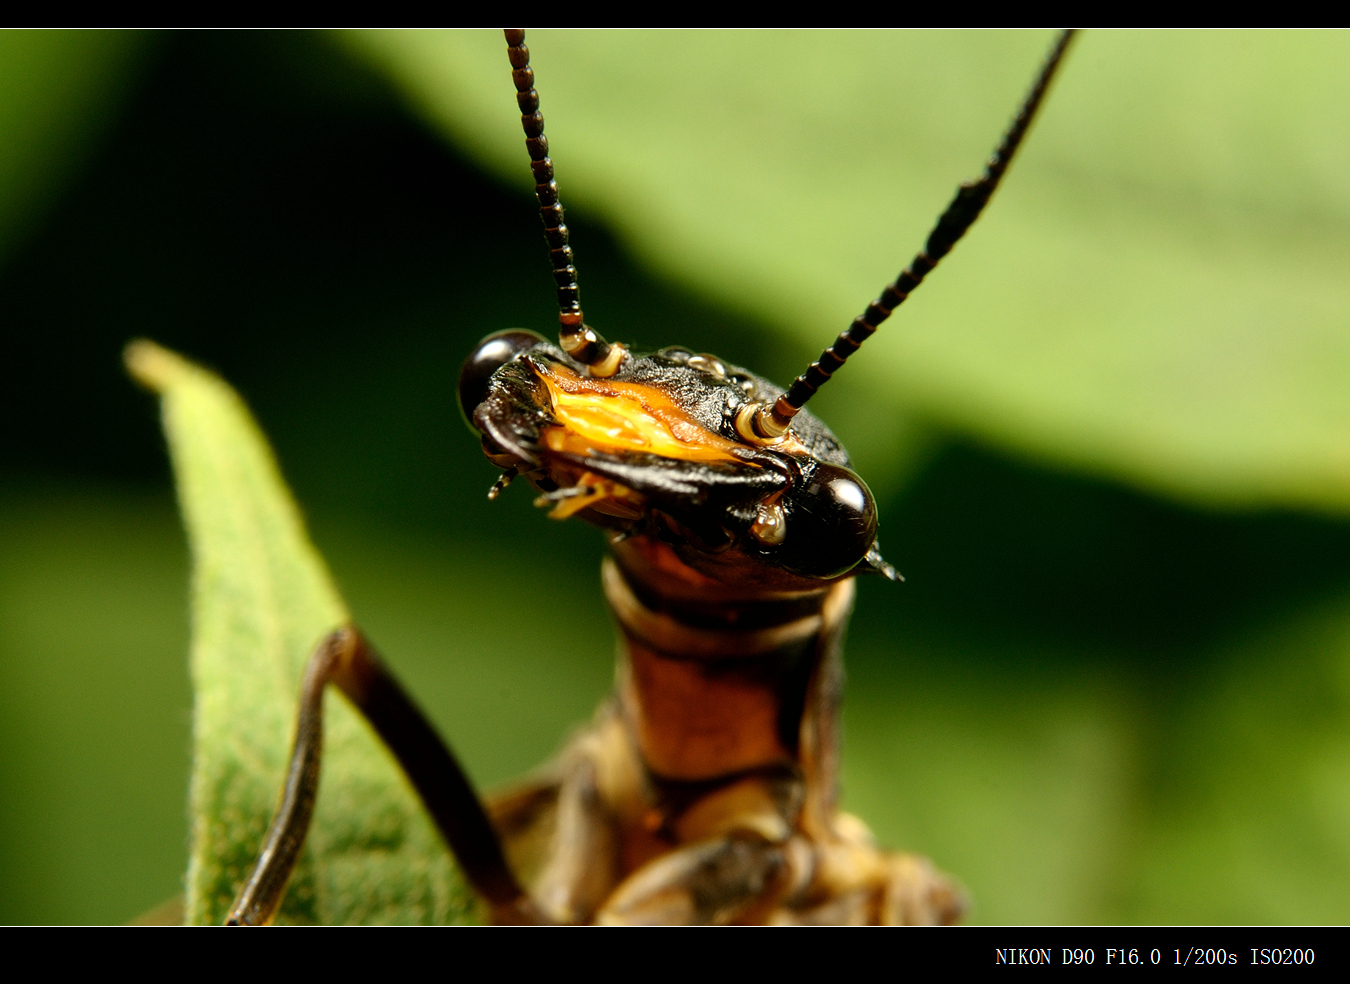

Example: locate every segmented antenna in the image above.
[746,29,1077,442]
[505,29,625,378]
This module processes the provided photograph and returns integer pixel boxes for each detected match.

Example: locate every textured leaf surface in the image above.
[345,29,1350,513]
[126,341,475,925]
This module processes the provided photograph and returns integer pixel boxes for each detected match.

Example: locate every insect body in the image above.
[227,28,1074,925]
[460,337,959,924]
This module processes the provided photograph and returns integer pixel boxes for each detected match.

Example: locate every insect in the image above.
[225,28,1075,926]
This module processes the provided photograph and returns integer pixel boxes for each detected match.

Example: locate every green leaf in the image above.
[342,29,1350,514]
[0,30,146,265]
[126,341,477,925]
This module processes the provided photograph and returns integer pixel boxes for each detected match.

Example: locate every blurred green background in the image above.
[2,29,1349,924]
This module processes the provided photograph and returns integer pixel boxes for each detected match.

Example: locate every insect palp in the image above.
[534,484,594,505]
[487,468,516,500]
[505,28,628,378]
[760,28,1078,441]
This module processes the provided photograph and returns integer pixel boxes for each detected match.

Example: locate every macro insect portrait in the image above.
[146,28,1072,927]
[3,30,1350,927]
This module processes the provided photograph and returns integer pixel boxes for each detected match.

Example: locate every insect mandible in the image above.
[224,28,1076,926]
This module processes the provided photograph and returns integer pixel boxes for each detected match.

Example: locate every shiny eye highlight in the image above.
[770,464,878,579]
[458,330,546,422]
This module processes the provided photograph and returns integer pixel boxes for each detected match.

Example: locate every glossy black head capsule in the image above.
[458,330,546,423]
[770,463,878,580]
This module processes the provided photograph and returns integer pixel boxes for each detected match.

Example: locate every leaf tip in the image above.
[125,338,191,393]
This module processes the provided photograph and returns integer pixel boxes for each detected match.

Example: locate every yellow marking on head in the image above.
[539,370,744,463]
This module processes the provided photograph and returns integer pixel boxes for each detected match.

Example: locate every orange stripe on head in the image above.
[539,368,744,463]
[539,364,808,463]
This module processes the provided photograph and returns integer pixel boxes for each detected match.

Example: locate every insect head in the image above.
[459,331,892,589]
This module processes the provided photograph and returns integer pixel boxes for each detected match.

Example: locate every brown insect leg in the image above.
[225,627,539,925]
[595,835,789,925]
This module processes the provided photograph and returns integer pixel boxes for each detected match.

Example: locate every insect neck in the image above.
[603,536,854,833]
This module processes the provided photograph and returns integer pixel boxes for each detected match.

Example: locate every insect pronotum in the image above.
[225,28,1076,926]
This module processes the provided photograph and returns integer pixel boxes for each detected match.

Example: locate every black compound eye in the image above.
[772,464,878,579]
[458,330,546,422]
